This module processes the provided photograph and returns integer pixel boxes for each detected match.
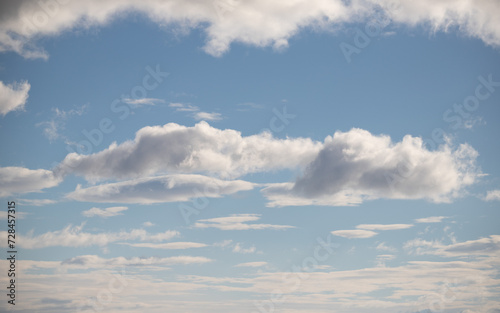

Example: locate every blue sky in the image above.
[0,1,500,312]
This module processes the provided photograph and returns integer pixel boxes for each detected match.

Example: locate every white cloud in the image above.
[263,128,479,207]
[193,111,223,121]
[375,254,396,267]
[0,0,499,61]
[376,242,397,253]
[121,242,208,249]
[405,235,500,258]
[0,80,30,116]
[18,198,57,206]
[234,261,267,268]
[61,254,212,268]
[232,243,256,254]
[194,214,294,231]
[376,254,396,261]
[1,223,180,249]
[414,216,448,223]
[82,206,128,218]
[169,103,222,121]
[143,221,155,227]
[212,239,259,254]
[356,224,413,231]
[385,0,500,48]
[485,189,500,201]
[37,105,88,142]
[57,121,321,180]
[169,102,199,112]
[123,98,165,107]
[66,174,254,204]
[0,166,62,197]
[331,229,378,239]
[3,234,498,313]
[177,257,495,311]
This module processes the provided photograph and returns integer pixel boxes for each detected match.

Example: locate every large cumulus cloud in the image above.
[263,128,479,207]
[57,121,322,180]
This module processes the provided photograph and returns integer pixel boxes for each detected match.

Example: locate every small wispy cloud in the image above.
[143,221,155,227]
[484,189,500,201]
[375,242,397,253]
[212,239,259,254]
[169,102,223,121]
[232,243,256,254]
[356,224,413,231]
[121,242,208,249]
[82,206,128,218]
[123,98,165,107]
[333,223,412,239]
[194,214,294,230]
[193,111,222,121]
[414,216,448,223]
[61,254,212,269]
[331,229,378,239]
[169,102,199,112]
[234,261,267,268]
[0,80,30,116]
[37,104,88,142]
[18,198,57,206]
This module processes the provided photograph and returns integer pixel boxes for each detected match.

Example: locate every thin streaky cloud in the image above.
[61,254,213,268]
[414,216,449,223]
[194,214,294,231]
[82,206,128,218]
[3,223,180,249]
[121,242,208,250]
[66,174,254,204]
[18,198,57,206]
[234,261,267,268]
[123,98,165,107]
[356,224,413,231]
[169,102,199,112]
[331,229,378,239]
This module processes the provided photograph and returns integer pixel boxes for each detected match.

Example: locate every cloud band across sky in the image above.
[1,0,499,59]
[0,122,481,207]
